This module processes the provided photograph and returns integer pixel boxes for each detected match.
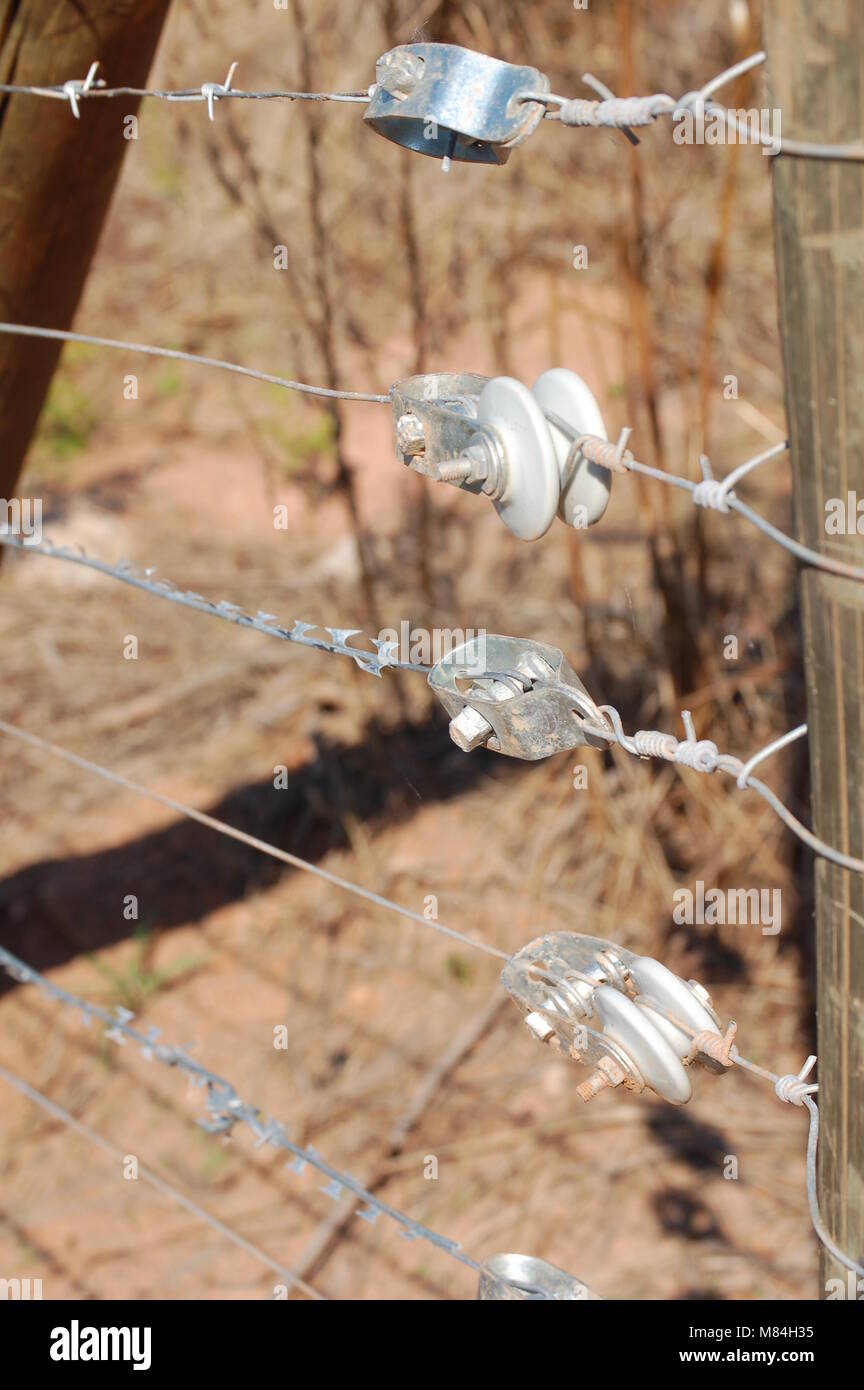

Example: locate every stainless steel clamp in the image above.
[365,44,549,166]
[428,634,608,760]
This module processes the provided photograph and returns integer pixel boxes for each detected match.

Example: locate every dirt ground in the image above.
[0,0,824,1300]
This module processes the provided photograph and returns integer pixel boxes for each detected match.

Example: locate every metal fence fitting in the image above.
[428,634,609,759]
[477,1253,598,1300]
[390,368,611,539]
[501,932,728,1105]
[364,44,549,166]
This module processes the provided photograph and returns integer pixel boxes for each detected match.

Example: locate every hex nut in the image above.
[449,705,493,752]
[395,412,425,457]
[375,50,425,99]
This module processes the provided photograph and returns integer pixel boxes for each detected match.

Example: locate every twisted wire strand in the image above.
[4,52,863,162]
[7,943,860,1283]
[0,718,509,962]
[0,1063,325,1300]
[0,59,369,114]
[0,85,369,102]
[731,1052,863,1279]
[0,946,483,1278]
[535,965,863,1278]
[566,433,864,585]
[538,51,864,163]
[578,705,864,874]
[539,52,764,129]
[3,323,861,582]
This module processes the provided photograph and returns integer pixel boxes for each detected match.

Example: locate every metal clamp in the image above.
[477,1253,598,1301]
[428,634,608,760]
[365,44,549,166]
[390,369,612,540]
[502,931,730,1105]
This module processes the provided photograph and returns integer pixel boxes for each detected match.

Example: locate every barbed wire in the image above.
[0,717,508,962]
[0,61,370,120]
[5,935,862,1281]
[1,30,860,1303]
[3,51,861,163]
[0,944,485,1282]
[0,680,858,1276]
[0,1062,325,1300]
[3,530,861,871]
[0,533,425,679]
[725,1044,861,1279]
[0,323,388,404]
[532,50,864,163]
[533,51,765,136]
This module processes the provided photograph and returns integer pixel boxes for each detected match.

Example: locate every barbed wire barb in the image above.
[3,529,862,870]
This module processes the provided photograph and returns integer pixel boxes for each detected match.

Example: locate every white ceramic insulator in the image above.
[593,985,693,1105]
[477,377,560,540]
[531,369,612,529]
[628,957,720,1057]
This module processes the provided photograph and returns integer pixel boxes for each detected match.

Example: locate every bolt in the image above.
[437,457,474,483]
[524,1011,556,1043]
[516,651,556,683]
[375,49,425,99]
[576,1055,627,1103]
[449,705,494,752]
[395,413,425,457]
[435,442,492,488]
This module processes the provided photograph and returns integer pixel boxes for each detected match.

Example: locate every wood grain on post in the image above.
[0,0,171,501]
[764,0,864,1293]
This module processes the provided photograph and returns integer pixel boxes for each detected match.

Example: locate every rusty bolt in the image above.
[576,1055,627,1103]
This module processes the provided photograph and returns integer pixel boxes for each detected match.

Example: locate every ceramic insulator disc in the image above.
[629,957,720,1058]
[477,376,560,540]
[531,368,611,529]
[593,985,693,1105]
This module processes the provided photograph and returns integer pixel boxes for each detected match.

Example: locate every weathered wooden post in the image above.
[764,0,864,1292]
[0,0,171,502]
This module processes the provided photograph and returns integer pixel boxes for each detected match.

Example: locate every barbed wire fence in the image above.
[1,24,863,1300]
[0,945,486,1282]
[0,711,863,1283]
[1,49,863,161]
